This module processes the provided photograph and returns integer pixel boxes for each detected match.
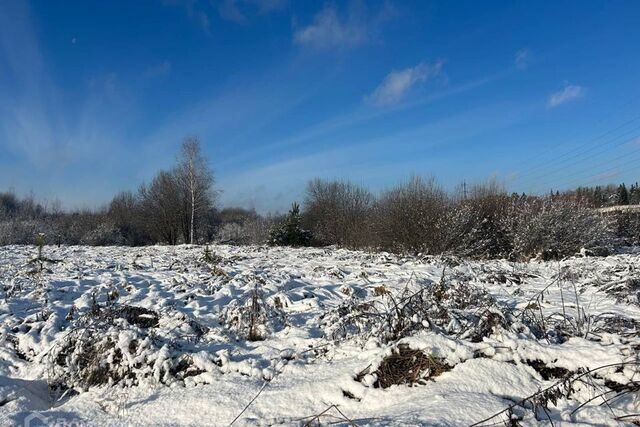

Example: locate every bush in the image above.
[372,176,448,254]
[507,197,609,260]
[49,303,213,391]
[303,179,373,247]
[443,181,512,258]
[216,215,278,245]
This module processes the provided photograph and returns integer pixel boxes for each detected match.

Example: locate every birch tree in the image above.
[176,137,214,244]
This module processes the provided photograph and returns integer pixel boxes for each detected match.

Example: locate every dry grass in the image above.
[359,344,451,389]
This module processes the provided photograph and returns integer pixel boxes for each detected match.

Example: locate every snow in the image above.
[0,244,638,426]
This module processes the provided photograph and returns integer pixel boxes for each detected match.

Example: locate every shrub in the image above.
[372,176,448,254]
[507,197,609,260]
[216,215,278,245]
[443,181,512,258]
[608,210,640,246]
[219,280,286,341]
[49,303,212,391]
[303,179,373,247]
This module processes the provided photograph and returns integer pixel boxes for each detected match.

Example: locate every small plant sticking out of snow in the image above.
[28,233,61,272]
[220,278,286,341]
[295,404,359,426]
[36,233,45,261]
[202,245,222,264]
[357,344,451,389]
[247,282,263,341]
[373,285,387,296]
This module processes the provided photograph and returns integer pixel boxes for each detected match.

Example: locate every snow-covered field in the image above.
[0,245,638,426]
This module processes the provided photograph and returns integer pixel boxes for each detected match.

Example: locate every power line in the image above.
[510,94,640,170]
[522,132,640,193]
[514,119,640,184]
[556,150,640,191]
[510,95,640,176]
[530,150,640,194]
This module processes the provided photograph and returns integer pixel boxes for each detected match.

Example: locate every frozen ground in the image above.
[0,245,638,426]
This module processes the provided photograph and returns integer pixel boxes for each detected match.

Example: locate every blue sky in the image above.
[1,0,639,212]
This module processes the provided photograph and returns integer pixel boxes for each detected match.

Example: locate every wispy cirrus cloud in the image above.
[547,84,585,108]
[0,0,137,206]
[218,100,531,213]
[366,61,444,106]
[293,2,394,50]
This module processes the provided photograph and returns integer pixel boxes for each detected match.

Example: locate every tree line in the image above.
[564,183,640,207]
[271,176,640,260]
[289,176,635,260]
[1,137,218,246]
[1,138,639,260]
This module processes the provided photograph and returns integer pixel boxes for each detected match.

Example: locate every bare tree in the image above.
[175,137,215,244]
[303,179,373,247]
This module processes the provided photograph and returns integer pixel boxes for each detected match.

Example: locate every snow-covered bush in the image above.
[356,344,451,388]
[48,303,217,391]
[79,221,124,246]
[216,216,277,244]
[0,220,40,245]
[507,197,609,260]
[607,210,640,246]
[442,187,512,259]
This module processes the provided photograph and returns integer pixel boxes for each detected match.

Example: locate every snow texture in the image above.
[0,245,638,426]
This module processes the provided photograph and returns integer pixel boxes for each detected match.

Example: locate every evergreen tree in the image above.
[593,186,604,207]
[616,183,630,205]
[268,203,312,247]
[630,182,639,205]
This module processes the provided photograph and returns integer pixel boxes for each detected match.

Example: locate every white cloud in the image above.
[294,7,364,48]
[547,84,585,108]
[366,61,444,106]
[293,2,393,49]
[514,49,531,70]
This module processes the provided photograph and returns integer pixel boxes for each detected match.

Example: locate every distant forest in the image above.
[1,137,639,260]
